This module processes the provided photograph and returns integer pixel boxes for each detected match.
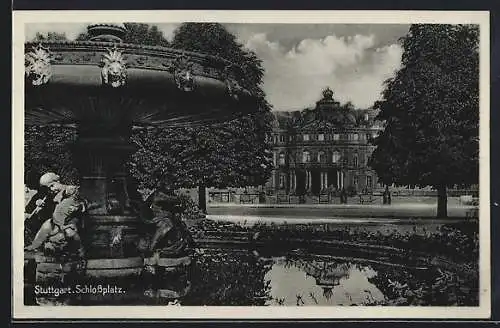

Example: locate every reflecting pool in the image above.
[183,249,478,306]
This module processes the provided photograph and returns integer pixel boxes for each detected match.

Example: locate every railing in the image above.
[359,194,376,204]
[208,191,232,203]
[391,189,479,197]
[239,193,260,204]
[209,188,479,205]
[276,194,303,204]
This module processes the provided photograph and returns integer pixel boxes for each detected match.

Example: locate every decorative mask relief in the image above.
[171,55,195,92]
[25,44,52,86]
[223,65,242,100]
[101,48,127,88]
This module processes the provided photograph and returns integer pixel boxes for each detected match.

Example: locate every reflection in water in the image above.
[264,257,385,306]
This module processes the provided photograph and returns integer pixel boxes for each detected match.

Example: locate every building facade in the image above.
[266,88,384,195]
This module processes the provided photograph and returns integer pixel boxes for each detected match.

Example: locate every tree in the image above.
[369,24,479,218]
[173,23,273,209]
[76,23,170,46]
[130,23,273,211]
[122,23,170,47]
[25,126,79,187]
[32,32,68,42]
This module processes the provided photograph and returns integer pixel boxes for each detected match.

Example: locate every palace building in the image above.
[266,87,384,195]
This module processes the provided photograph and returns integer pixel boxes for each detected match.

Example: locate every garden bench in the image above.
[319,194,330,204]
[277,194,289,204]
[460,195,479,206]
[239,194,258,204]
[209,191,230,203]
[465,207,479,218]
[359,194,376,204]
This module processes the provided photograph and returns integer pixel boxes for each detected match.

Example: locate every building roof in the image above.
[271,88,382,131]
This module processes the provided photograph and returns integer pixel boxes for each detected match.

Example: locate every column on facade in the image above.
[293,171,297,193]
[305,170,309,191]
[306,169,311,192]
[319,171,328,191]
[309,171,312,192]
[336,171,340,190]
[289,170,295,193]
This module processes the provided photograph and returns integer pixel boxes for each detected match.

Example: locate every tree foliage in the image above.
[32,32,68,42]
[24,126,79,187]
[122,23,170,47]
[130,23,273,191]
[75,23,170,46]
[369,24,479,216]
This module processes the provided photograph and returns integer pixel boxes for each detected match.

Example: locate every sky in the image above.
[25,23,409,111]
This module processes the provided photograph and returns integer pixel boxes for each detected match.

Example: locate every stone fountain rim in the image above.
[25,40,242,69]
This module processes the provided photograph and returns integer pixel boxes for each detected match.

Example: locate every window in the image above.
[318,134,325,141]
[289,135,293,142]
[318,151,326,163]
[303,134,310,141]
[332,151,341,163]
[364,113,369,121]
[366,176,373,189]
[333,134,340,141]
[353,176,359,187]
[279,135,285,143]
[279,174,286,188]
[279,153,285,165]
[352,133,359,141]
[353,155,358,167]
[360,133,365,140]
[303,151,311,163]
[273,152,277,166]
[359,154,365,167]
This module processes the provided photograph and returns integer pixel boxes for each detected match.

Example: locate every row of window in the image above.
[275,151,368,166]
[277,174,374,189]
[272,132,378,144]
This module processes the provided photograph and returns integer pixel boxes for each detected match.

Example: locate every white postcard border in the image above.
[12,10,491,319]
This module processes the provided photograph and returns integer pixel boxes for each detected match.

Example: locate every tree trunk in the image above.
[437,185,447,218]
[198,184,207,214]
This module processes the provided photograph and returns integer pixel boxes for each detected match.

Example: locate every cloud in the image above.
[245,32,402,110]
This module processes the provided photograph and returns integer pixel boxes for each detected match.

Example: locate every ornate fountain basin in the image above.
[25,41,255,129]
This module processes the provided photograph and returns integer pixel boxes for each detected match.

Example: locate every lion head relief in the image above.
[101,48,127,88]
[170,54,195,92]
[25,44,52,86]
